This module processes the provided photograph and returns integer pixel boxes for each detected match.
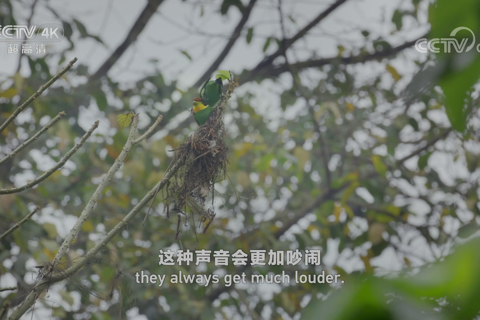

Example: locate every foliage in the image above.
[302,237,480,320]
[0,0,480,319]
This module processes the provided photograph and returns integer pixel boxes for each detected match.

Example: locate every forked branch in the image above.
[0,58,77,134]
[0,121,99,195]
[0,207,39,241]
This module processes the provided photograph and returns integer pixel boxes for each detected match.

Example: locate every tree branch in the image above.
[397,129,451,165]
[253,0,348,73]
[193,0,258,88]
[240,35,423,83]
[0,112,66,166]
[0,58,77,134]
[53,115,140,266]
[273,186,344,239]
[0,121,99,195]
[133,115,163,144]
[0,207,39,241]
[89,0,164,82]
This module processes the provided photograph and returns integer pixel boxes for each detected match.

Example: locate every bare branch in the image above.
[0,112,66,166]
[133,114,163,144]
[89,0,164,82]
[53,116,140,266]
[254,0,348,72]
[0,287,17,293]
[240,35,423,83]
[0,207,39,241]
[0,58,77,134]
[397,129,452,165]
[274,187,341,239]
[0,121,99,195]
[193,0,258,88]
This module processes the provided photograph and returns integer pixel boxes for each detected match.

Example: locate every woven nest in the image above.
[162,81,236,238]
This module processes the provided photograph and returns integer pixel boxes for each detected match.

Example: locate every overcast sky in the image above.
[0,0,428,87]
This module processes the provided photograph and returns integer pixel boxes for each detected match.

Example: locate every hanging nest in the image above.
[162,80,237,238]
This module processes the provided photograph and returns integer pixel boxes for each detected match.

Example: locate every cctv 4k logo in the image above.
[0,23,64,42]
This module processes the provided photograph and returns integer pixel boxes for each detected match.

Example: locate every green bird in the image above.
[192,71,231,125]
[200,77,223,107]
[192,97,212,125]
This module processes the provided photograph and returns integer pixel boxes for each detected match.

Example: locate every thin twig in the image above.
[0,302,10,320]
[397,129,452,165]
[0,58,77,134]
[53,116,139,267]
[133,115,163,144]
[193,0,258,88]
[184,150,211,166]
[0,121,99,195]
[277,0,331,187]
[0,112,66,166]
[254,0,348,71]
[240,35,425,83]
[0,287,17,293]
[0,207,39,241]
[89,0,164,82]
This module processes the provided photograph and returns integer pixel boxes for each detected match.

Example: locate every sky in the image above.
[0,0,428,87]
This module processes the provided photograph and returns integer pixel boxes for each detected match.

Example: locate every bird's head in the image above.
[192,97,207,113]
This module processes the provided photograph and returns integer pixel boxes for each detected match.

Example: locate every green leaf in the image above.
[246,27,254,44]
[94,90,108,111]
[408,118,419,131]
[341,181,359,204]
[418,152,431,170]
[372,40,392,52]
[440,60,477,132]
[62,21,73,40]
[0,88,17,99]
[73,19,88,38]
[220,0,244,15]
[371,155,387,177]
[43,223,58,238]
[457,221,480,239]
[263,37,271,52]
[392,9,403,30]
[215,70,231,81]
[60,291,74,305]
[256,154,275,172]
[430,0,480,132]
[386,64,402,82]
[180,50,192,61]
[71,19,104,45]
